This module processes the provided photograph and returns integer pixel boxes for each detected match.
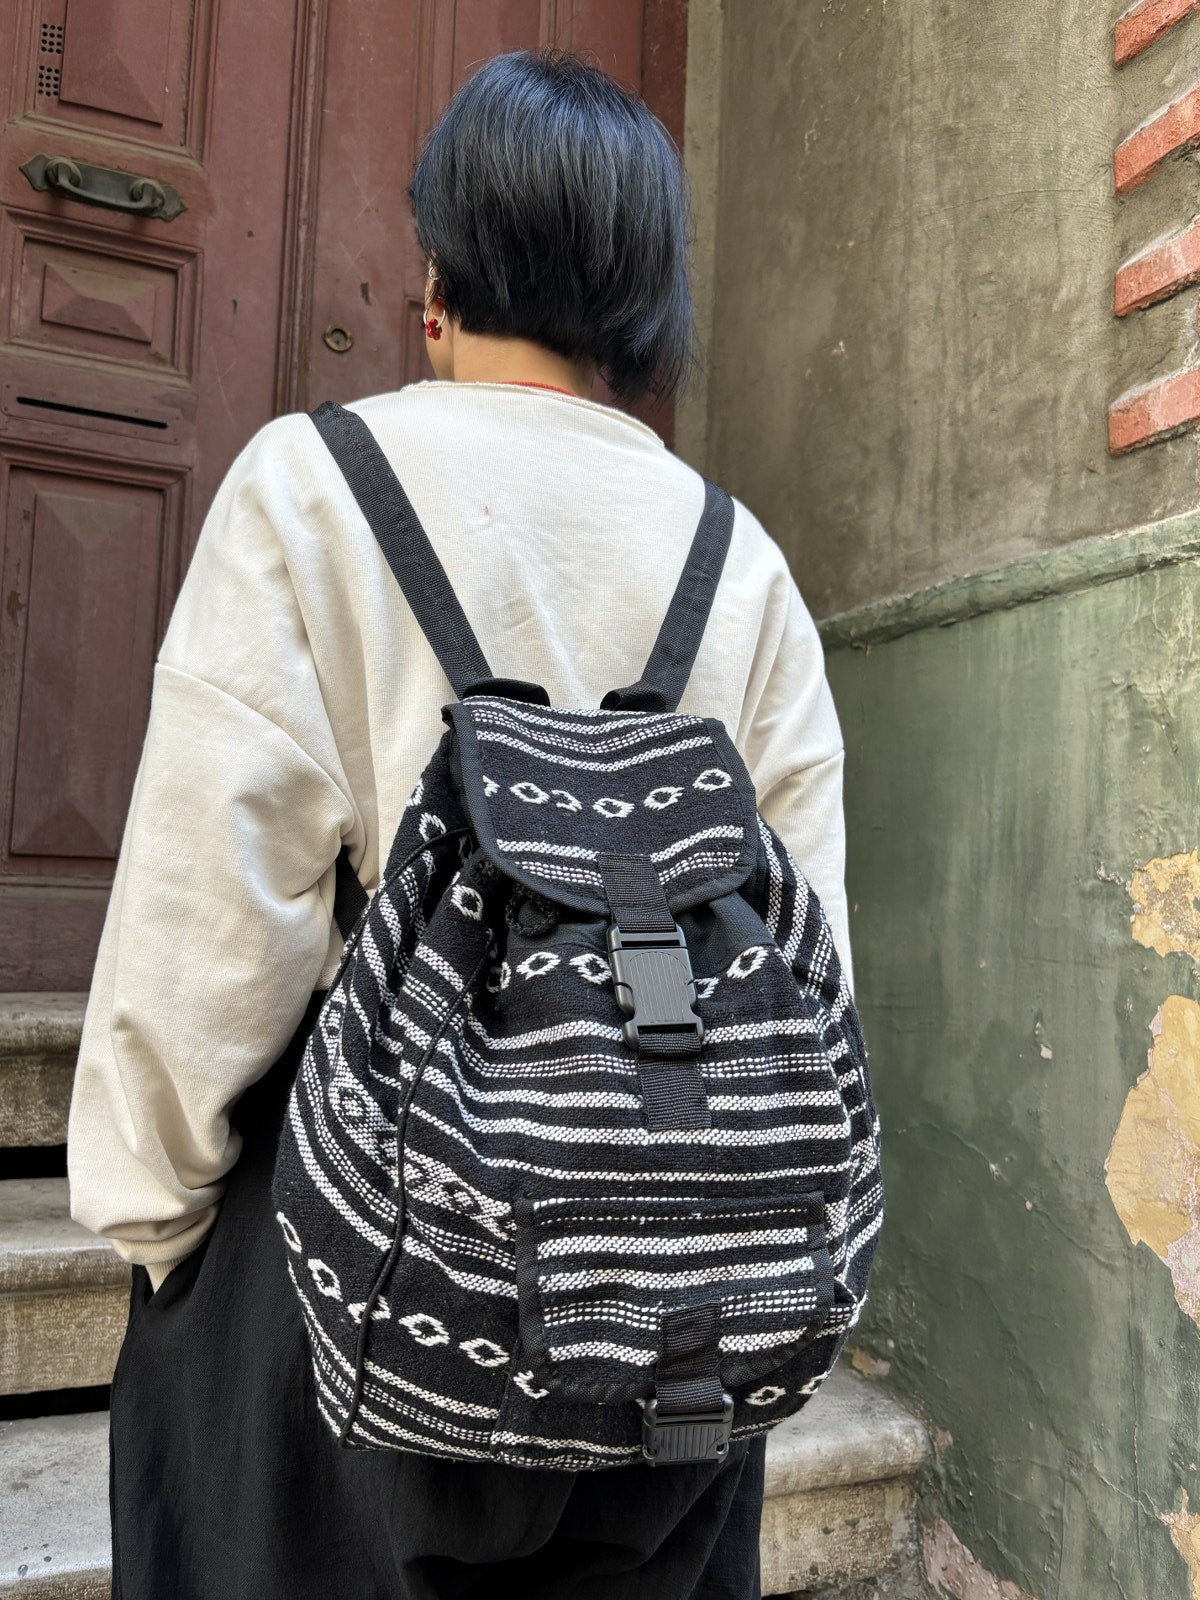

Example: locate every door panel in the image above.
[9,476,164,859]
[5,210,197,374]
[58,0,175,128]
[35,0,202,150]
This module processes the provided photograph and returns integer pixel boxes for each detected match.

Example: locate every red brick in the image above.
[1115,0,1199,66]
[1108,368,1200,453]
[1115,217,1200,313]
[1115,82,1200,193]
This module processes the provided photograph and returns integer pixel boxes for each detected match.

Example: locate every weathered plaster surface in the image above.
[849,1344,892,1378]
[827,551,1200,1599]
[1106,995,1200,1322]
[702,2,1200,616]
[1129,851,1200,964]
[818,506,1200,650]
[924,1517,1039,1600]
[1162,1489,1200,1600]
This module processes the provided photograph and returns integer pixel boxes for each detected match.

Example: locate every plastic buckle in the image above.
[642,1394,734,1464]
[606,923,704,1055]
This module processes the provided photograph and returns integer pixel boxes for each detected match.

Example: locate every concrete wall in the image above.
[686,2,1200,1597]
[691,0,1200,618]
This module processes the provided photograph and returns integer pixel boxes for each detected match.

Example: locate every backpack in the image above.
[271,400,884,1471]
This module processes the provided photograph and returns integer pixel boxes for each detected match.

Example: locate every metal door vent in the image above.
[37,20,63,97]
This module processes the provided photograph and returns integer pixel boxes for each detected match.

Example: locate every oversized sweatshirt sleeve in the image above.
[67,418,358,1280]
[734,531,854,994]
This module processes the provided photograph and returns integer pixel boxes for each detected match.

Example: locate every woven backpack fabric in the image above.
[271,402,884,1471]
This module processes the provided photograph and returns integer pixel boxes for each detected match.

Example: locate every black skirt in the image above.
[108,998,767,1600]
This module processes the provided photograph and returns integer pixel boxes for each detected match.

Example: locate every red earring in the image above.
[424,261,446,341]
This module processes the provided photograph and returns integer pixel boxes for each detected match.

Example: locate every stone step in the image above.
[0,1179,128,1395]
[0,1371,928,1598]
[0,996,85,1149]
[1,1412,109,1598]
[761,1368,930,1595]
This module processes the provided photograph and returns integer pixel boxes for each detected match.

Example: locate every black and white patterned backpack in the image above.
[271,401,883,1470]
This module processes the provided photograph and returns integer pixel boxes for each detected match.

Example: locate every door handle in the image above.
[20,153,186,221]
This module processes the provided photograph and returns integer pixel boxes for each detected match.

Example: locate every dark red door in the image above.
[0,0,686,993]
[0,0,310,988]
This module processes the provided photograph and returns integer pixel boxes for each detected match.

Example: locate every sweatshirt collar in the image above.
[407,378,666,448]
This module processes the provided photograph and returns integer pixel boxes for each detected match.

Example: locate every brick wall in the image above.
[1110,5,1200,452]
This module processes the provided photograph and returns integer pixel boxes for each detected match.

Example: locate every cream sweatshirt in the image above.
[66,380,852,1293]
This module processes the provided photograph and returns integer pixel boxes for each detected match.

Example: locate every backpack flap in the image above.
[513,1188,836,1457]
[444,695,761,917]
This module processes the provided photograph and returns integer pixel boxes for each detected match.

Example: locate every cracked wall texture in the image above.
[826,554,1200,1600]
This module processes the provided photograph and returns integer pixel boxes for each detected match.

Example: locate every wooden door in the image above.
[0,0,309,989]
[0,0,687,994]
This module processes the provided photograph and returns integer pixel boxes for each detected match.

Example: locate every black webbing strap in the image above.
[310,402,492,698]
[333,845,368,942]
[597,853,675,935]
[641,1302,732,1463]
[598,853,710,1129]
[603,479,735,714]
[655,1303,726,1416]
[638,1054,711,1127]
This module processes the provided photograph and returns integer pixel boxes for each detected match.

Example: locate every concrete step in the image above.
[0,996,84,1149]
[0,1370,928,1599]
[0,1179,128,1395]
[1,1412,109,1598]
[761,1368,930,1596]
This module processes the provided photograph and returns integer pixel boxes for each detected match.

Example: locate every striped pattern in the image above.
[272,698,883,1469]
[514,1191,834,1402]
[446,697,759,912]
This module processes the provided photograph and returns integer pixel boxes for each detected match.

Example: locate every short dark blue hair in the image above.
[409,50,695,404]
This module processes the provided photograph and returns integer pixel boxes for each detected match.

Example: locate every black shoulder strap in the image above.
[310,401,492,698]
[333,843,368,941]
[311,400,733,716]
[601,479,735,714]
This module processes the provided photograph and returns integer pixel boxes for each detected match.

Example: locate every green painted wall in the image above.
[825,542,1200,1598]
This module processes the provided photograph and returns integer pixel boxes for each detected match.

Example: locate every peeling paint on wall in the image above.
[847,1345,892,1378]
[1105,995,1200,1325]
[1129,851,1200,963]
[1162,1489,1200,1600]
[922,1517,1039,1600]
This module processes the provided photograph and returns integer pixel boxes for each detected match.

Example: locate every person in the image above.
[67,47,853,1600]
